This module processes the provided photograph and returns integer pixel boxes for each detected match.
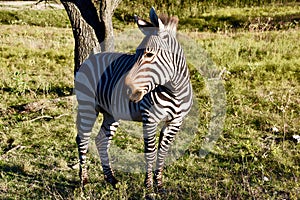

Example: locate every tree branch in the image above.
[28,113,70,123]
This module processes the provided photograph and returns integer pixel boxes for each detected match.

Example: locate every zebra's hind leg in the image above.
[95,113,119,188]
[154,120,182,191]
[76,105,99,187]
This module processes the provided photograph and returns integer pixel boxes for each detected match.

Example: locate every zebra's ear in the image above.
[135,15,156,35]
[150,7,165,31]
[149,7,159,27]
[158,18,165,32]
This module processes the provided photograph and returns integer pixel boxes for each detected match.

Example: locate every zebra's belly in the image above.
[110,101,142,122]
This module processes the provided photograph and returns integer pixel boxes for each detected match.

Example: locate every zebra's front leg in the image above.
[154,119,182,190]
[95,114,119,188]
[143,121,158,190]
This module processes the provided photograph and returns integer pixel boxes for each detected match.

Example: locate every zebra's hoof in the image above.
[104,175,119,189]
[145,192,156,200]
[155,187,167,195]
[144,176,153,190]
[154,181,165,194]
[80,173,88,188]
[79,165,88,187]
[81,177,88,188]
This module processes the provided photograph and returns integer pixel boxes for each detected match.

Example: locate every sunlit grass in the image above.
[0,25,74,106]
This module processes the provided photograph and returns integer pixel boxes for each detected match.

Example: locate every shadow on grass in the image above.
[0,162,78,199]
[180,13,300,31]
[0,85,74,115]
[1,85,74,98]
[0,161,151,199]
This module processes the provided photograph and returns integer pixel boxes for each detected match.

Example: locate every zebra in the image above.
[74,7,193,191]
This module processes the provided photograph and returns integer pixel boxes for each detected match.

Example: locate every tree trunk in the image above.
[61,0,121,76]
[100,0,122,52]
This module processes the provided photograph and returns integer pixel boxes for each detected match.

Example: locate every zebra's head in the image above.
[125,7,184,103]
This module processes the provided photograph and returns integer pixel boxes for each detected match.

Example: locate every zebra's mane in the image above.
[159,14,179,36]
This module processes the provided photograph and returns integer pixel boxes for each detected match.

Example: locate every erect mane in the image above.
[159,13,179,35]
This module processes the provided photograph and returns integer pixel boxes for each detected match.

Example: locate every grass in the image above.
[0,25,74,106]
[115,2,300,31]
[0,2,300,200]
[1,3,299,31]
[0,9,70,28]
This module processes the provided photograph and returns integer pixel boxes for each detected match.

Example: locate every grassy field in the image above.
[0,1,299,200]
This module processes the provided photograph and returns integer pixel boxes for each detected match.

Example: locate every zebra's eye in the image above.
[144,52,154,58]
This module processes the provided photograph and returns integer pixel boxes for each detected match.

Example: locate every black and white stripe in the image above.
[74,8,193,190]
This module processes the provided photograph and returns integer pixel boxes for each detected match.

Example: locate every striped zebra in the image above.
[75,8,193,191]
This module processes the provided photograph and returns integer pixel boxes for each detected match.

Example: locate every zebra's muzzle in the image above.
[125,72,147,102]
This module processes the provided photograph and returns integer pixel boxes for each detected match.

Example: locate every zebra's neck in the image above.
[167,41,192,113]
[169,40,191,95]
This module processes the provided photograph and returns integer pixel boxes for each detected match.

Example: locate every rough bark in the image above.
[61,0,103,75]
[61,0,121,76]
[99,0,122,52]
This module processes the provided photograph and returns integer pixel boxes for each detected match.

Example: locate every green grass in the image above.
[0,25,74,106]
[1,3,299,31]
[0,9,70,28]
[179,5,300,31]
[115,2,300,31]
[0,2,300,200]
